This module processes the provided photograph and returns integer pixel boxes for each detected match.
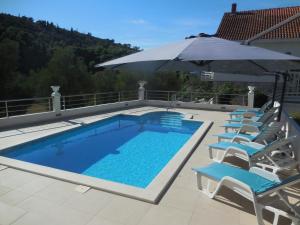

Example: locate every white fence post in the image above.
[248,86,255,108]
[51,86,61,116]
[138,81,147,100]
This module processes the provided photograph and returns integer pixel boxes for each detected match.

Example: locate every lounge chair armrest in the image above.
[219,176,254,199]
[225,146,249,155]
[241,118,256,124]
[239,124,260,133]
[264,136,297,154]
[242,112,257,118]
[232,135,252,143]
[249,167,280,182]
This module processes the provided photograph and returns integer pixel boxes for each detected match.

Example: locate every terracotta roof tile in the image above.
[216,6,300,40]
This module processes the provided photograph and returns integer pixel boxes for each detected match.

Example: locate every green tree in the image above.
[29,47,93,96]
[0,39,19,98]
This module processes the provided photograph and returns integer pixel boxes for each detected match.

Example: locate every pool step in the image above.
[159,115,183,128]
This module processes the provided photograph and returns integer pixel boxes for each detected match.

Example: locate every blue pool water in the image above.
[1,112,202,188]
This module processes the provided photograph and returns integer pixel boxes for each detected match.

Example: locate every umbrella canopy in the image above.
[96,37,300,75]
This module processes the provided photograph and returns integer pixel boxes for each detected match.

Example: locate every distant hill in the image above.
[0,13,139,99]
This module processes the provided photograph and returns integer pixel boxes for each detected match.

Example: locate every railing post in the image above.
[63,96,66,110]
[118,92,121,102]
[5,101,8,117]
[138,81,147,100]
[51,86,61,116]
[94,94,97,105]
[190,92,193,102]
[48,98,51,111]
[248,86,255,108]
[215,94,218,104]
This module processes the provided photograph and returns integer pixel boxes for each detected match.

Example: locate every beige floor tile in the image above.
[189,207,239,225]
[96,196,151,225]
[34,180,81,204]
[0,202,26,225]
[15,176,56,195]
[11,212,60,225]
[61,189,113,215]
[159,187,200,212]
[138,205,192,225]
[0,190,31,206]
[44,204,94,225]
[0,169,40,189]
[17,196,61,214]
[0,107,298,225]
[0,185,11,197]
[87,217,124,225]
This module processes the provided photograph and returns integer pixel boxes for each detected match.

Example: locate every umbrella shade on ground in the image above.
[96,37,300,75]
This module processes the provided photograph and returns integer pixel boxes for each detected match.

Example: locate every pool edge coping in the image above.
[0,110,213,204]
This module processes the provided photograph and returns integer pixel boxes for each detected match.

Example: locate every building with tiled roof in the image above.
[216,3,300,94]
[216,4,300,40]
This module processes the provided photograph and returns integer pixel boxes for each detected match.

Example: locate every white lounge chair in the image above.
[223,107,279,132]
[215,121,284,142]
[193,162,300,225]
[208,136,298,173]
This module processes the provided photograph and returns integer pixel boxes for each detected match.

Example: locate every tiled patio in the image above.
[0,107,298,225]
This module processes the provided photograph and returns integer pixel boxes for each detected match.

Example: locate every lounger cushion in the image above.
[215,133,257,141]
[208,142,264,156]
[229,111,263,117]
[194,163,279,194]
[223,122,263,129]
[227,117,260,123]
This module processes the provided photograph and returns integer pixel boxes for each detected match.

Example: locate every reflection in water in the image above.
[54,142,64,156]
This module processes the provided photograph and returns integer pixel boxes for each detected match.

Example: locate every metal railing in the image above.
[285,92,300,103]
[0,91,138,118]
[0,97,52,118]
[145,90,248,106]
[61,91,138,110]
[0,90,248,118]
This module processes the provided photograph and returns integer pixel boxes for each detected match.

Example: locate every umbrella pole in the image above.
[277,72,288,122]
[271,74,279,106]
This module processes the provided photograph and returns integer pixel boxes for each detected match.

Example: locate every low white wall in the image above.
[0,100,142,130]
[143,100,245,111]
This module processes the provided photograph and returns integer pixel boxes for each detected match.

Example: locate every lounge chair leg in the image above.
[272,213,279,225]
[277,190,300,218]
[196,173,203,190]
[254,203,265,225]
[209,147,213,159]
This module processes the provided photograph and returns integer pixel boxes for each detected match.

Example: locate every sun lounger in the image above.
[215,121,284,142]
[208,136,298,173]
[223,108,278,132]
[193,162,300,225]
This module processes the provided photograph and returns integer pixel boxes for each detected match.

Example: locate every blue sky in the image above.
[1,0,300,49]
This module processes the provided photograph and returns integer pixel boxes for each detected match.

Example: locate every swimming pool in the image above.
[0,110,212,202]
[0,111,202,188]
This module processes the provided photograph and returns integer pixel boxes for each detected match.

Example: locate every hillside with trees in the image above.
[0,13,253,104]
[0,13,140,99]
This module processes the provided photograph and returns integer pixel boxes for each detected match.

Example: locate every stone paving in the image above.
[0,107,298,225]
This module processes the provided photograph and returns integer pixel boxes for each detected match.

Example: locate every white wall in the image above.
[0,100,142,130]
[252,38,300,57]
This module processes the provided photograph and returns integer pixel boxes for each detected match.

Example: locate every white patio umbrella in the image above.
[96,37,300,75]
[96,36,300,120]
